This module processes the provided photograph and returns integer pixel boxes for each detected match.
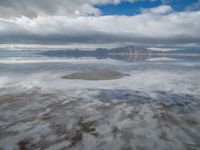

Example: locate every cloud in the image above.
[0,0,99,18]
[0,1,199,48]
[0,0,140,18]
[141,5,174,14]
[0,7,200,47]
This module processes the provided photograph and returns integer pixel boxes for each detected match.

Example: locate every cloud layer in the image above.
[0,0,139,18]
[1,8,200,46]
[0,0,199,47]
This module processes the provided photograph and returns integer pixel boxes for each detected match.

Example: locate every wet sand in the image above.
[62,70,130,80]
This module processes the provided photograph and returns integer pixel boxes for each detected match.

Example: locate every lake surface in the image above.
[0,50,200,150]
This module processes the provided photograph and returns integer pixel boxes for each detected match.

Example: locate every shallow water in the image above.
[0,50,200,150]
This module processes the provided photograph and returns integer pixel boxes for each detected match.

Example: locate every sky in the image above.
[0,0,200,49]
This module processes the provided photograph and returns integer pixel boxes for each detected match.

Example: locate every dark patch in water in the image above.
[156,91,192,106]
[18,139,31,150]
[96,89,152,103]
[96,89,198,112]
[62,70,129,81]
[70,118,97,146]
[153,112,179,126]
[155,91,197,113]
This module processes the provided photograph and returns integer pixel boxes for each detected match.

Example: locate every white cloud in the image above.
[142,5,174,14]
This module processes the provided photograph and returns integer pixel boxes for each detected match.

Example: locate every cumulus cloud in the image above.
[141,5,174,14]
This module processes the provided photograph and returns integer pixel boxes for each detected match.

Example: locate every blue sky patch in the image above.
[96,0,198,16]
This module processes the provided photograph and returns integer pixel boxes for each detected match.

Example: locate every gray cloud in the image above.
[0,1,200,48]
[0,0,140,18]
[0,9,200,46]
[0,0,99,18]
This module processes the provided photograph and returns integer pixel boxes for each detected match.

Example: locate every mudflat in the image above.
[62,70,130,80]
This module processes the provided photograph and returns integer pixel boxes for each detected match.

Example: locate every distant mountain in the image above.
[109,46,200,55]
[40,48,109,59]
[110,46,148,52]
[39,45,200,62]
[40,46,152,57]
[109,46,153,55]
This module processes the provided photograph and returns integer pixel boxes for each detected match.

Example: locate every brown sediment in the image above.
[62,70,129,81]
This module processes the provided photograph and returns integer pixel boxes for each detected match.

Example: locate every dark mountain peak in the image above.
[110,45,148,53]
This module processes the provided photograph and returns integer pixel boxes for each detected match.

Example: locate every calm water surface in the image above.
[0,50,200,150]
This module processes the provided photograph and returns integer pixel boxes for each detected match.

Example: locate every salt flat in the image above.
[0,51,200,150]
